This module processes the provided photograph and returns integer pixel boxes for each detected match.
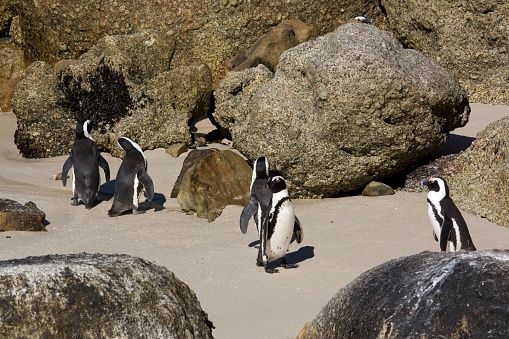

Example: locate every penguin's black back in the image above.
[109,138,150,216]
[441,196,476,251]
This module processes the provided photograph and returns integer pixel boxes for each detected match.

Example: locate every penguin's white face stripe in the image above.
[427,177,446,202]
[119,137,147,167]
[133,174,139,208]
[83,120,93,141]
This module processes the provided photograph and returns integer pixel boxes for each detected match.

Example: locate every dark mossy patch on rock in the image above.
[59,59,134,127]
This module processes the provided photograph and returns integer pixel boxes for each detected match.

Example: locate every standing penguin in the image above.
[240,158,303,269]
[241,157,270,236]
[421,177,476,252]
[62,120,110,209]
[261,175,303,273]
[108,137,154,217]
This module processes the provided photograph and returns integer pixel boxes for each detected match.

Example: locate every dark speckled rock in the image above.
[12,30,212,158]
[299,250,509,338]
[0,198,46,231]
[0,253,214,338]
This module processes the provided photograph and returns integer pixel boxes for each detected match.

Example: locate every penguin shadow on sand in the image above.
[99,179,166,216]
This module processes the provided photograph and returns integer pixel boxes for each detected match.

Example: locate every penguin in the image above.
[108,137,154,217]
[240,158,303,269]
[421,177,476,252]
[262,175,303,273]
[62,120,110,209]
[354,16,375,24]
[241,157,270,237]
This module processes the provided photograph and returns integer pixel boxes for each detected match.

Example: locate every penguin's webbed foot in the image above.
[281,257,299,269]
[281,263,299,269]
[71,198,79,206]
[264,266,279,274]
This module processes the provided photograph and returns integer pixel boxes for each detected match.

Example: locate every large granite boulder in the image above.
[0,199,46,231]
[381,0,509,104]
[177,149,251,222]
[0,253,214,338]
[5,0,385,82]
[12,30,212,158]
[298,250,509,338]
[213,23,470,198]
[446,117,509,227]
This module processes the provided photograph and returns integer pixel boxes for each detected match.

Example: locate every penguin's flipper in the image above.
[138,169,154,202]
[293,215,304,244]
[433,230,438,242]
[62,155,73,187]
[240,198,258,234]
[99,154,110,182]
[440,217,453,252]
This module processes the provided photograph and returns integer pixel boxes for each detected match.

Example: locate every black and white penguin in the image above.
[108,137,154,217]
[354,16,375,24]
[421,177,476,252]
[241,157,270,237]
[240,158,303,269]
[261,175,303,273]
[62,120,110,209]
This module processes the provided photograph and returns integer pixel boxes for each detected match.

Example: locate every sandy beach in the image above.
[1,103,508,338]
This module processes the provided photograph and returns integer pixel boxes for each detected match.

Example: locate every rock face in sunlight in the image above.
[214,23,469,198]
[298,251,509,338]
[0,199,46,231]
[447,117,509,227]
[0,253,214,338]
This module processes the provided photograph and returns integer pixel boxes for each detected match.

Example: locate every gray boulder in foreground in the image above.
[0,253,214,338]
[298,250,509,338]
[214,23,469,198]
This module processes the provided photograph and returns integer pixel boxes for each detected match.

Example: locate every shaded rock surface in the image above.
[0,41,28,112]
[214,23,469,198]
[0,253,214,338]
[446,117,509,227]
[0,198,46,231]
[381,0,509,104]
[177,149,251,222]
[225,20,313,73]
[4,0,385,83]
[298,250,509,338]
[12,30,212,158]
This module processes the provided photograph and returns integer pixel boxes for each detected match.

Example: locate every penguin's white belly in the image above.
[266,203,295,262]
[427,203,442,240]
[133,174,139,208]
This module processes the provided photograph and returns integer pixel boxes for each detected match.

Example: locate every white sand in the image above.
[1,103,508,338]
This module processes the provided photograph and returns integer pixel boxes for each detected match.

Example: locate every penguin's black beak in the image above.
[421,179,432,187]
